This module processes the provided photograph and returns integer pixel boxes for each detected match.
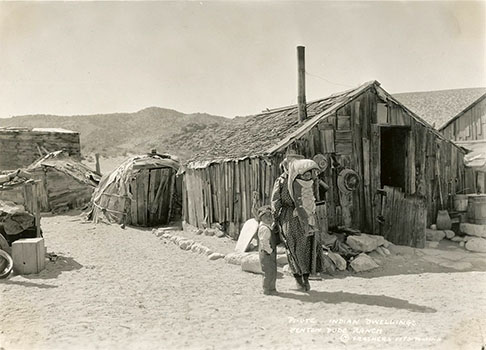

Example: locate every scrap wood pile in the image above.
[26,150,100,213]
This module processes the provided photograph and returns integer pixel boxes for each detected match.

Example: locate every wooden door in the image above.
[130,168,175,226]
[380,186,426,248]
[147,168,175,226]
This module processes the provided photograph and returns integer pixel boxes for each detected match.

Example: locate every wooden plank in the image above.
[370,124,381,234]
[148,169,156,225]
[351,101,363,229]
[321,129,335,153]
[362,137,372,231]
[337,115,351,130]
[377,103,388,124]
[130,175,138,225]
[335,141,352,155]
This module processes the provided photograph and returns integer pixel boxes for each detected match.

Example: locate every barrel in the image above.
[453,194,469,212]
[467,194,486,225]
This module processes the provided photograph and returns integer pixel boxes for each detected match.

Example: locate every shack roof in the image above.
[188,80,459,168]
[0,127,77,134]
[394,88,486,130]
[28,150,99,186]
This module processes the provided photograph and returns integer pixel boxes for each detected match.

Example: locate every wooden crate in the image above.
[12,238,45,274]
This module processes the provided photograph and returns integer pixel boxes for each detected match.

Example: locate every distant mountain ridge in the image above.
[0,107,232,161]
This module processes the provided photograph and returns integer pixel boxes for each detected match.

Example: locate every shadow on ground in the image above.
[276,290,437,313]
[0,279,57,289]
[20,253,84,280]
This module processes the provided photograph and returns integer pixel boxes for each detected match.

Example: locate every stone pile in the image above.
[153,229,226,261]
[345,233,392,272]
[426,222,486,253]
[459,223,486,253]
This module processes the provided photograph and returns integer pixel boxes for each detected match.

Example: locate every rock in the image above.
[208,253,225,261]
[426,241,439,249]
[205,249,214,256]
[373,247,386,257]
[451,236,465,242]
[460,223,486,238]
[376,246,391,256]
[430,224,437,230]
[459,241,465,247]
[241,254,263,274]
[214,229,225,238]
[444,230,455,239]
[224,252,249,265]
[277,246,286,254]
[388,244,415,256]
[350,253,379,272]
[196,229,203,235]
[382,240,392,248]
[465,237,486,253]
[276,254,288,266]
[179,240,194,250]
[191,243,201,252]
[346,234,386,252]
[426,229,446,242]
[282,264,292,275]
[328,252,347,271]
[204,229,215,237]
[212,223,223,231]
[464,235,475,242]
[161,233,172,239]
[367,251,383,265]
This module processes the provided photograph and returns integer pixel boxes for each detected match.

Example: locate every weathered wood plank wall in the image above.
[184,87,470,237]
[0,130,81,170]
[442,96,486,141]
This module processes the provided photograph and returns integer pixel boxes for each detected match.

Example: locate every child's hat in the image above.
[257,205,272,219]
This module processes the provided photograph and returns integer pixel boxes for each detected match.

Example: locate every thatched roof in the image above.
[394,88,486,130]
[188,80,459,168]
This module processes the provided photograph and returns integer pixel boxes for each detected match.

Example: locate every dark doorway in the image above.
[380,127,409,190]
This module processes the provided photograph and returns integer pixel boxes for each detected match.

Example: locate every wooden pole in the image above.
[297,46,307,123]
[95,153,101,174]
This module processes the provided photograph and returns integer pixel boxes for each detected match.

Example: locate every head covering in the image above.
[279,154,304,174]
[287,159,319,201]
[257,205,272,220]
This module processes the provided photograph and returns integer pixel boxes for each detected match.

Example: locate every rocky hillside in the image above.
[0,107,232,161]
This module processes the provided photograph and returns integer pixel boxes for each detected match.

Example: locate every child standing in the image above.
[257,206,279,296]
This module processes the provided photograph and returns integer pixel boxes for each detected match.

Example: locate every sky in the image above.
[0,1,484,118]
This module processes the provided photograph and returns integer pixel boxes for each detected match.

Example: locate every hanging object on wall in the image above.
[313,154,329,172]
[337,169,360,193]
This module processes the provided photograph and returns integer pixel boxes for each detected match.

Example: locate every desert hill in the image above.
[0,107,232,161]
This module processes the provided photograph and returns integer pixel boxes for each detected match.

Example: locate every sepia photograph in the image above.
[0,1,485,349]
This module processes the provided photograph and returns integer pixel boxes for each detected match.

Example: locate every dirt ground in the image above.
[1,213,486,350]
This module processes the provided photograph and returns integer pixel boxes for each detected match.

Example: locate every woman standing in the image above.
[271,157,323,291]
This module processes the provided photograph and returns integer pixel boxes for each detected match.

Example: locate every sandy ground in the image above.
[1,214,486,350]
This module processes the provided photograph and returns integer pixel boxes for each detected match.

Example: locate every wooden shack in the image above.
[88,152,180,227]
[396,88,486,193]
[183,81,473,247]
[0,127,81,171]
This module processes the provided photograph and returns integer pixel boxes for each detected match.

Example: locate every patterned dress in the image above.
[271,174,320,275]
